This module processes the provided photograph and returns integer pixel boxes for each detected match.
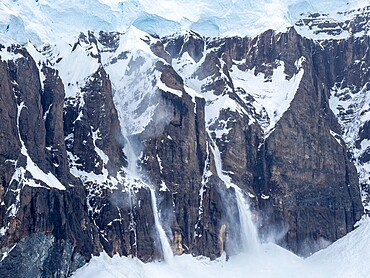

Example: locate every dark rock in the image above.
[0,233,85,278]
[64,66,127,175]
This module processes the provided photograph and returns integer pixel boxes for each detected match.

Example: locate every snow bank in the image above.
[73,218,370,278]
[72,244,322,278]
[308,217,370,278]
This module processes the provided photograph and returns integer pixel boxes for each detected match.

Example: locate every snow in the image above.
[149,187,173,263]
[0,101,66,237]
[0,243,16,262]
[0,0,369,276]
[121,132,173,262]
[194,143,212,237]
[172,45,305,139]
[159,181,169,192]
[121,0,368,38]
[67,137,124,191]
[156,154,164,173]
[295,2,370,40]
[100,26,181,136]
[55,42,100,98]
[208,136,260,252]
[330,130,343,145]
[20,150,66,190]
[68,154,117,188]
[72,248,317,278]
[0,43,22,61]
[157,79,182,97]
[14,103,66,191]
[92,129,109,165]
[72,216,370,278]
[205,93,247,125]
[0,0,119,46]
[261,194,270,200]
[180,52,245,135]
[230,58,305,136]
[308,217,370,277]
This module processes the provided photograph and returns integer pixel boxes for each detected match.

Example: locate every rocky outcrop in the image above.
[0,46,101,277]
[318,36,370,213]
[258,34,364,254]
[163,27,364,256]
[0,233,85,278]
[64,66,127,175]
[295,5,370,38]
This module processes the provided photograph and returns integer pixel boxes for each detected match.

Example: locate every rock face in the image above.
[0,46,101,277]
[295,5,370,38]
[0,14,367,276]
[221,28,365,255]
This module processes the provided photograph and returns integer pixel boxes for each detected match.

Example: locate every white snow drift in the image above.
[72,217,370,278]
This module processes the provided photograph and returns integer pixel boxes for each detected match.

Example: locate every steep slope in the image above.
[0,1,368,277]
[308,217,370,277]
[165,27,365,255]
[0,44,102,277]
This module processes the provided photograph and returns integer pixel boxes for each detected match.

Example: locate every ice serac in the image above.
[0,5,367,276]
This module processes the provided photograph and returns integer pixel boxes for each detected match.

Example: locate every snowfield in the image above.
[308,217,370,278]
[72,217,370,278]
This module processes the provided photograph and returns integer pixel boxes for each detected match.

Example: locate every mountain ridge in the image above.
[0,1,369,277]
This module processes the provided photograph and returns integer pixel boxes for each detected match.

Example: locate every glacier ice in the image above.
[0,0,368,45]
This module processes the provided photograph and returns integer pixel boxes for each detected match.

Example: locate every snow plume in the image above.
[207,137,261,255]
[233,187,260,253]
[112,80,175,262]
[214,182,259,256]
[122,133,174,262]
[300,237,332,257]
[258,210,331,257]
[98,27,176,261]
[149,187,174,263]
[108,182,138,210]
[73,217,370,278]
[139,92,174,140]
[260,220,290,248]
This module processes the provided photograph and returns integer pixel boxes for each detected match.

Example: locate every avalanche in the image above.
[72,217,370,278]
[0,0,369,277]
